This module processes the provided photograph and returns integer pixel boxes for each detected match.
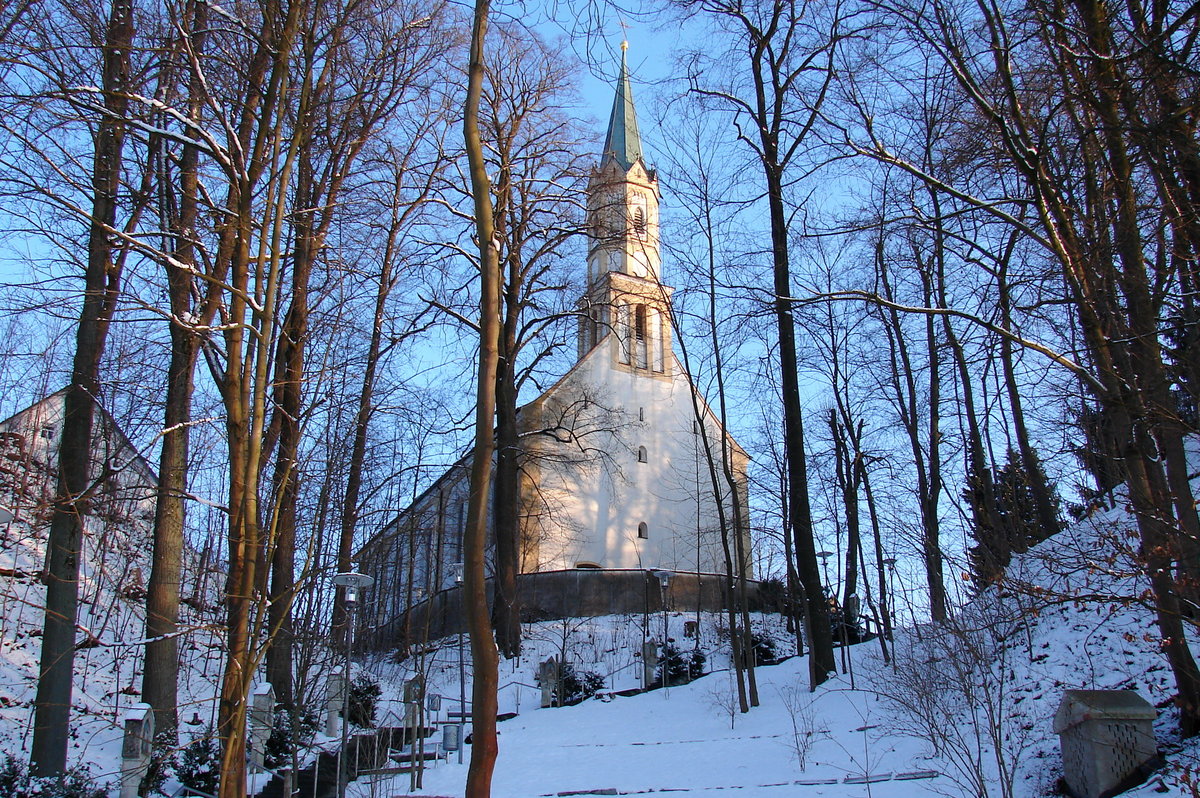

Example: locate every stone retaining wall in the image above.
[364,569,765,651]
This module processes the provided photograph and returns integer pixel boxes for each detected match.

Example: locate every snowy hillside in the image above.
[1,438,1198,797]
[355,512,1200,797]
[0,480,225,789]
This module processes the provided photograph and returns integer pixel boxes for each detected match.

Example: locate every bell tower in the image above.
[579,42,673,375]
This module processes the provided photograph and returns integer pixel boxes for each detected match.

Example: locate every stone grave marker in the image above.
[249,682,274,772]
[119,703,154,798]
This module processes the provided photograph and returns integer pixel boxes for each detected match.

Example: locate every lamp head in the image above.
[332,572,375,607]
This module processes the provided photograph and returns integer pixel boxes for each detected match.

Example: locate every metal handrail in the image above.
[175,786,216,798]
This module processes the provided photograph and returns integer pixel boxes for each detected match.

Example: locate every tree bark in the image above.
[463,0,501,789]
[142,0,213,743]
[31,0,133,775]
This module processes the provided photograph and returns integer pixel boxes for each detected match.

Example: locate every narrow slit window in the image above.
[637,445,648,463]
[617,304,631,364]
[654,310,666,372]
[635,305,648,368]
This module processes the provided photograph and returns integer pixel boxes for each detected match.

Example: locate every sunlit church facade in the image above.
[359,48,753,646]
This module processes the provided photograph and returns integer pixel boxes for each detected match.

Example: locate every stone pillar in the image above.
[538,657,560,708]
[249,683,275,772]
[326,667,345,737]
[119,703,154,798]
[641,641,658,688]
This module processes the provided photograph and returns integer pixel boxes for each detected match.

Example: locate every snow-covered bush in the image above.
[0,754,108,798]
[557,664,606,704]
[777,683,822,770]
[880,600,1034,798]
[349,675,382,728]
[265,707,320,770]
[177,729,220,797]
[750,631,778,665]
[657,642,706,686]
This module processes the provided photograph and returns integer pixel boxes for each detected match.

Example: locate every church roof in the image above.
[602,43,643,171]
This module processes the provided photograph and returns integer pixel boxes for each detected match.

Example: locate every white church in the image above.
[359,49,753,645]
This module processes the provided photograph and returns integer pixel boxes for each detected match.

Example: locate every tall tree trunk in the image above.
[877,235,946,622]
[766,159,835,686]
[492,353,522,658]
[492,171,522,658]
[829,410,861,612]
[463,0,501,789]
[859,461,891,663]
[31,0,133,775]
[265,223,314,710]
[143,0,212,742]
[995,241,1062,544]
[335,160,417,642]
[214,4,302,792]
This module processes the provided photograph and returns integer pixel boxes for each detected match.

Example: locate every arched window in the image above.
[637,522,648,539]
[575,561,602,570]
[637,445,648,463]
[633,206,646,238]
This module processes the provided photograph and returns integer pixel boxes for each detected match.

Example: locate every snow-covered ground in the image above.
[2,453,1200,796]
[0,480,226,788]
[355,510,1200,798]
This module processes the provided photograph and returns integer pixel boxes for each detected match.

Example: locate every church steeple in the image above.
[585,42,661,288]
[578,42,673,374]
[602,42,643,171]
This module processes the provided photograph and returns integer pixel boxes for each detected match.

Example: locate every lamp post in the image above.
[815,550,833,589]
[651,570,672,691]
[452,561,465,765]
[331,571,374,798]
[882,557,898,637]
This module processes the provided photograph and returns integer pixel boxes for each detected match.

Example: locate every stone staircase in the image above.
[253,725,436,798]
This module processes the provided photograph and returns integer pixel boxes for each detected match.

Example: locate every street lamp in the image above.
[815,551,833,587]
[882,557,898,634]
[651,570,673,690]
[452,562,465,765]
[331,571,374,798]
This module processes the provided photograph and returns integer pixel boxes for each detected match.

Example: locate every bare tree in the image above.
[462,0,502,789]
[836,0,1200,732]
[142,0,224,743]
[265,0,448,711]
[18,0,140,775]
[481,25,588,659]
[680,0,851,690]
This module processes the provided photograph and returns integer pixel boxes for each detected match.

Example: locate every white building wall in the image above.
[523,339,746,576]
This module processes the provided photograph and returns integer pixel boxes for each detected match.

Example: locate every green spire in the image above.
[602,42,643,171]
